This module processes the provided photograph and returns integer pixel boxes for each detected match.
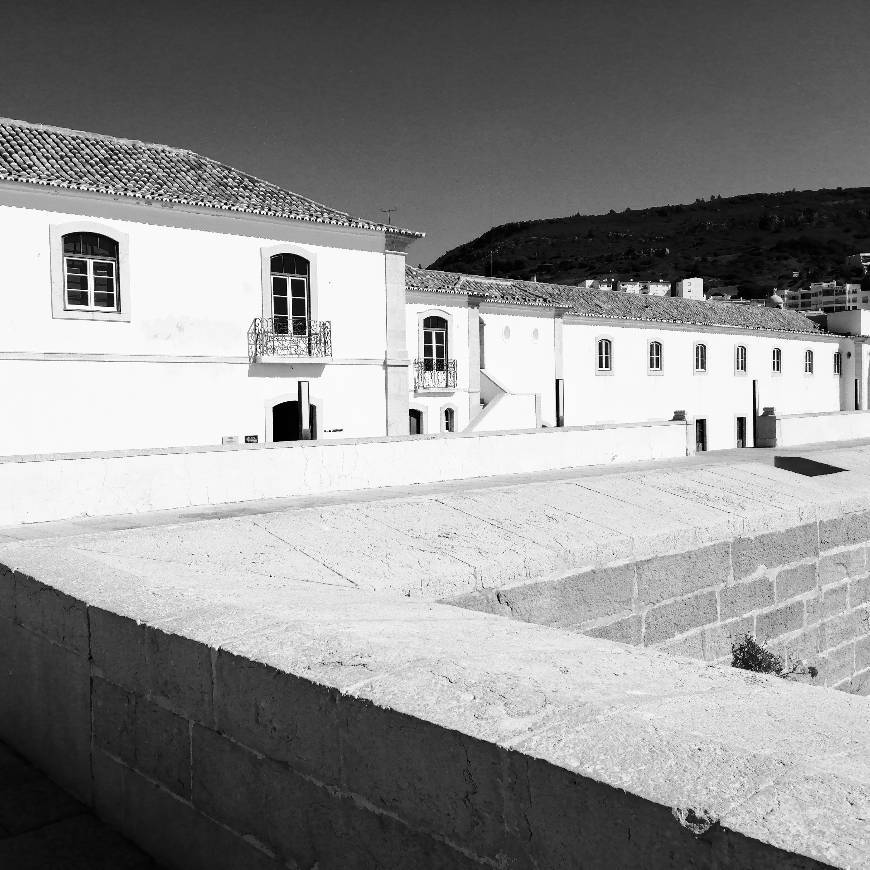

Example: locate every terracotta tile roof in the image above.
[0,118,422,238]
[406,266,824,334]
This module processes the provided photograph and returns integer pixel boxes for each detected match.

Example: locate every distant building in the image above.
[674,277,704,300]
[786,282,867,313]
[616,279,670,296]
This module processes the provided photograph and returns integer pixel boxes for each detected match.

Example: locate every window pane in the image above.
[66,289,89,306]
[274,315,289,334]
[66,273,88,293]
[291,317,307,335]
[92,260,115,277]
[93,276,114,295]
[273,296,288,315]
[291,298,307,317]
[65,258,87,275]
[93,291,115,309]
[272,276,287,296]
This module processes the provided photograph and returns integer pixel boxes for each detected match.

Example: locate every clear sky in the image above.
[2,0,869,266]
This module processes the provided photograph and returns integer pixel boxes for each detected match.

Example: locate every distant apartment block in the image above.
[616,279,670,296]
[786,282,868,313]
[674,277,704,300]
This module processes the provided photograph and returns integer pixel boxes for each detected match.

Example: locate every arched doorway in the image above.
[272,401,317,441]
[409,409,423,435]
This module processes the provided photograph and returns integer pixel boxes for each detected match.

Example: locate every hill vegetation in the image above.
[430,187,870,297]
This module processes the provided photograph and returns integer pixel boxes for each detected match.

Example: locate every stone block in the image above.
[93,749,281,870]
[845,510,870,545]
[775,562,816,603]
[822,582,849,617]
[582,614,641,646]
[818,516,847,549]
[820,643,855,687]
[854,634,870,672]
[635,543,730,607]
[657,630,705,660]
[805,594,823,627]
[0,618,91,804]
[213,650,341,784]
[338,696,504,854]
[703,616,755,662]
[496,564,634,627]
[849,668,870,696]
[755,600,804,642]
[818,549,865,588]
[93,677,191,799]
[643,590,718,645]
[851,575,870,607]
[731,523,818,581]
[13,572,88,656]
[719,576,774,621]
[821,612,861,651]
[90,608,212,723]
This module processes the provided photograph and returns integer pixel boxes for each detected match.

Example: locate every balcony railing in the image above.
[248,318,332,361]
[414,358,457,391]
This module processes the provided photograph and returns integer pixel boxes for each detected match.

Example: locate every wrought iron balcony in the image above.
[248,318,332,361]
[414,358,457,391]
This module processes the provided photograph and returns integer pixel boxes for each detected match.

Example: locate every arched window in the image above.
[694,343,707,372]
[597,338,612,371]
[648,341,662,372]
[834,351,842,375]
[423,316,448,372]
[772,347,782,373]
[805,349,814,374]
[62,232,119,310]
[270,253,310,336]
[443,407,455,432]
[735,345,747,373]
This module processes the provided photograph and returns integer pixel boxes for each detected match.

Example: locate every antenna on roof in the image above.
[380,207,397,225]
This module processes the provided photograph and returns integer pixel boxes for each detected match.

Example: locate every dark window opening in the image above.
[736,416,746,448]
[695,418,707,452]
[272,401,317,442]
[409,409,423,435]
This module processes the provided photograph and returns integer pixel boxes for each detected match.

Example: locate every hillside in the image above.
[430,187,870,296]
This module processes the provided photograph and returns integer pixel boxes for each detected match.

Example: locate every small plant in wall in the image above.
[731,634,818,680]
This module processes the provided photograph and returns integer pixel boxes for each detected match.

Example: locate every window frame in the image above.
[269,253,311,336]
[260,244,319,324]
[49,222,131,322]
[804,349,814,375]
[441,405,456,433]
[596,337,613,374]
[772,346,782,375]
[694,342,707,374]
[834,351,842,376]
[648,340,663,374]
[735,344,747,375]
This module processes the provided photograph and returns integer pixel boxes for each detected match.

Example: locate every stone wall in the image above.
[2,557,867,869]
[450,512,870,694]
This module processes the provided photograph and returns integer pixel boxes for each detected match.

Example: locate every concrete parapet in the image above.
[0,545,868,868]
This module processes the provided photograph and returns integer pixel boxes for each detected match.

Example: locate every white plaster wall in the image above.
[0,421,689,525]
[562,321,841,451]
[0,359,386,455]
[0,202,389,359]
[479,308,557,425]
[776,410,870,447]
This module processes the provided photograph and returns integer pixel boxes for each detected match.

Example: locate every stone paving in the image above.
[0,739,161,869]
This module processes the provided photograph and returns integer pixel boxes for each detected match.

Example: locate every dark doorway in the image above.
[272,401,317,441]
[736,416,747,448]
[695,418,707,452]
[409,409,423,435]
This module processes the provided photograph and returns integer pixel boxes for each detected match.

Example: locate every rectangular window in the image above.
[694,344,707,372]
[772,347,781,373]
[597,339,612,371]
[735,345,747,373]
[834,351,841,375]
[64,257,117,310]
[648,341,662,372]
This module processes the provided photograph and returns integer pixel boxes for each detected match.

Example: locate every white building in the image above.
[786,282,867,313]
[674,277,704,300]
[0,117,864,459]
[405,268,853,452]
[615,280,670,296]
[0,118,421,455]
